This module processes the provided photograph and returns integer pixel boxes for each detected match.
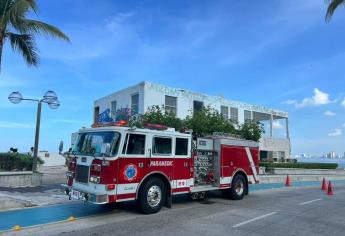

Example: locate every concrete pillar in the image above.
[31,172,43,187]
[286,117,291,159]
[270,113,273,138]
[286,117,290,139]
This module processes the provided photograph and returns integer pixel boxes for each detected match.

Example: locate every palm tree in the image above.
[326,0,345,22]
[0,0,69,72]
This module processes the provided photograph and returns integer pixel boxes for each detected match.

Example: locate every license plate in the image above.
[70,189,81,200]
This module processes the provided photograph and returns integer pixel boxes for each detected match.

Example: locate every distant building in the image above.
[94,81,291,162]
[327,151,336,159]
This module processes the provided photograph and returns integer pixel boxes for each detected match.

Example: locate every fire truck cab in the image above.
[63,124,259,214]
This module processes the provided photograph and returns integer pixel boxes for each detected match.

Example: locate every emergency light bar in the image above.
[90,121,170,131]
[143,123,168,131]
[91,120,128,128]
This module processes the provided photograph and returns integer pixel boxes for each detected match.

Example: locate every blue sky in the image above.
[0,0,344,156]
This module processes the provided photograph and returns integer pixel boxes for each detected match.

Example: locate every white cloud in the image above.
[328,129,342,137]
[39,11,140,63]
[341,99,345,108]
[287,88,331,108]
[324,111,336,117]
[283,99,297,105]
[105,11,137,33]
[311,88,331,105]
[272,121,283,129]
[0,121,34,129]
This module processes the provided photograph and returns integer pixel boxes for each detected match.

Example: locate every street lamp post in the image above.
[8,91,60,172]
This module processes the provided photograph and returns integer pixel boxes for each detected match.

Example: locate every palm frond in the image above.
[6,32,39,66]
[2,0,37,26]
[14,19,70,41]
[326,0,345,22]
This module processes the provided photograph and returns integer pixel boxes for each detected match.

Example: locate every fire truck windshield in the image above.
[72,131,121,157]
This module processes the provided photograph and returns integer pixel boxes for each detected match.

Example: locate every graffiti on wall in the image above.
[98,109,113,123]
[97,107,137,124]
[114,108,132,122]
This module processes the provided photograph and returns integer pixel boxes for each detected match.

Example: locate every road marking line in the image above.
[299,198,322,206]
[232,212,277,228]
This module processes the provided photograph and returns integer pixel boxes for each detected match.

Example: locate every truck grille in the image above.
[75,165,89,183]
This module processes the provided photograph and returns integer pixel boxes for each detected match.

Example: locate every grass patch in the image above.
[260,162,338,170]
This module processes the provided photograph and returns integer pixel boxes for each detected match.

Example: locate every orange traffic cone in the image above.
[327,181,334,196]
[321,178,327,191]
[285,175,291,187]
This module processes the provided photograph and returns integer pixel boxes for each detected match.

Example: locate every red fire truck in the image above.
[63,123,259,214]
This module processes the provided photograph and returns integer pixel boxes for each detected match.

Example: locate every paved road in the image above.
[4,185,345,236]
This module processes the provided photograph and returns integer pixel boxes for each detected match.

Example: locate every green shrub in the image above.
[260,162,338,170]
[184,106,236,137]
[142,106,264,141]
[140,105,184,130]
[130,105,264,141]
[237,121,265,142]
[0,153,44,171]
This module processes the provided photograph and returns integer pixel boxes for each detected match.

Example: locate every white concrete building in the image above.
[94,81,291,162]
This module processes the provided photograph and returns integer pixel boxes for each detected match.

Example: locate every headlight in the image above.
[89,176,100,183]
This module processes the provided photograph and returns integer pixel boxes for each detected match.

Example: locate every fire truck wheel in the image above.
[139,177,166,214]
[229,175,246,200]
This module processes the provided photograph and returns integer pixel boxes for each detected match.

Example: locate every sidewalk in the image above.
[0,184,69,211]
[0,166,68,211]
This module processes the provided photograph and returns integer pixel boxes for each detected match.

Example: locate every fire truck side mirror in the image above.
[148,148,152,157]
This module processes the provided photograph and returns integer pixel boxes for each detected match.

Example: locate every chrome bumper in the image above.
[61,184,108,204]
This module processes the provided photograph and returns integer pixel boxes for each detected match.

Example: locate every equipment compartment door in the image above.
[221,145,243,180]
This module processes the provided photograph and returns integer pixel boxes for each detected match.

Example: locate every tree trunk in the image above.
[0,34,3,73]
[0,42,3,73]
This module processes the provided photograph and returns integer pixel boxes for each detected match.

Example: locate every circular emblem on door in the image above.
[123,164,138,181]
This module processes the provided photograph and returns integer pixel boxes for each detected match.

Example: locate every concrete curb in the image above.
[259,175,345,183]
[269,168,345,175]
[0,172,42,187]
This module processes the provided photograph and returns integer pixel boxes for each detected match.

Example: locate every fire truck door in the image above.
[117,133,148,194]
[150,136,174,179]
[173,137,191,189]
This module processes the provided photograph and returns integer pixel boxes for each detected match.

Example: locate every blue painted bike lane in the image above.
[0,202,114,231]
[1,180,345,232]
